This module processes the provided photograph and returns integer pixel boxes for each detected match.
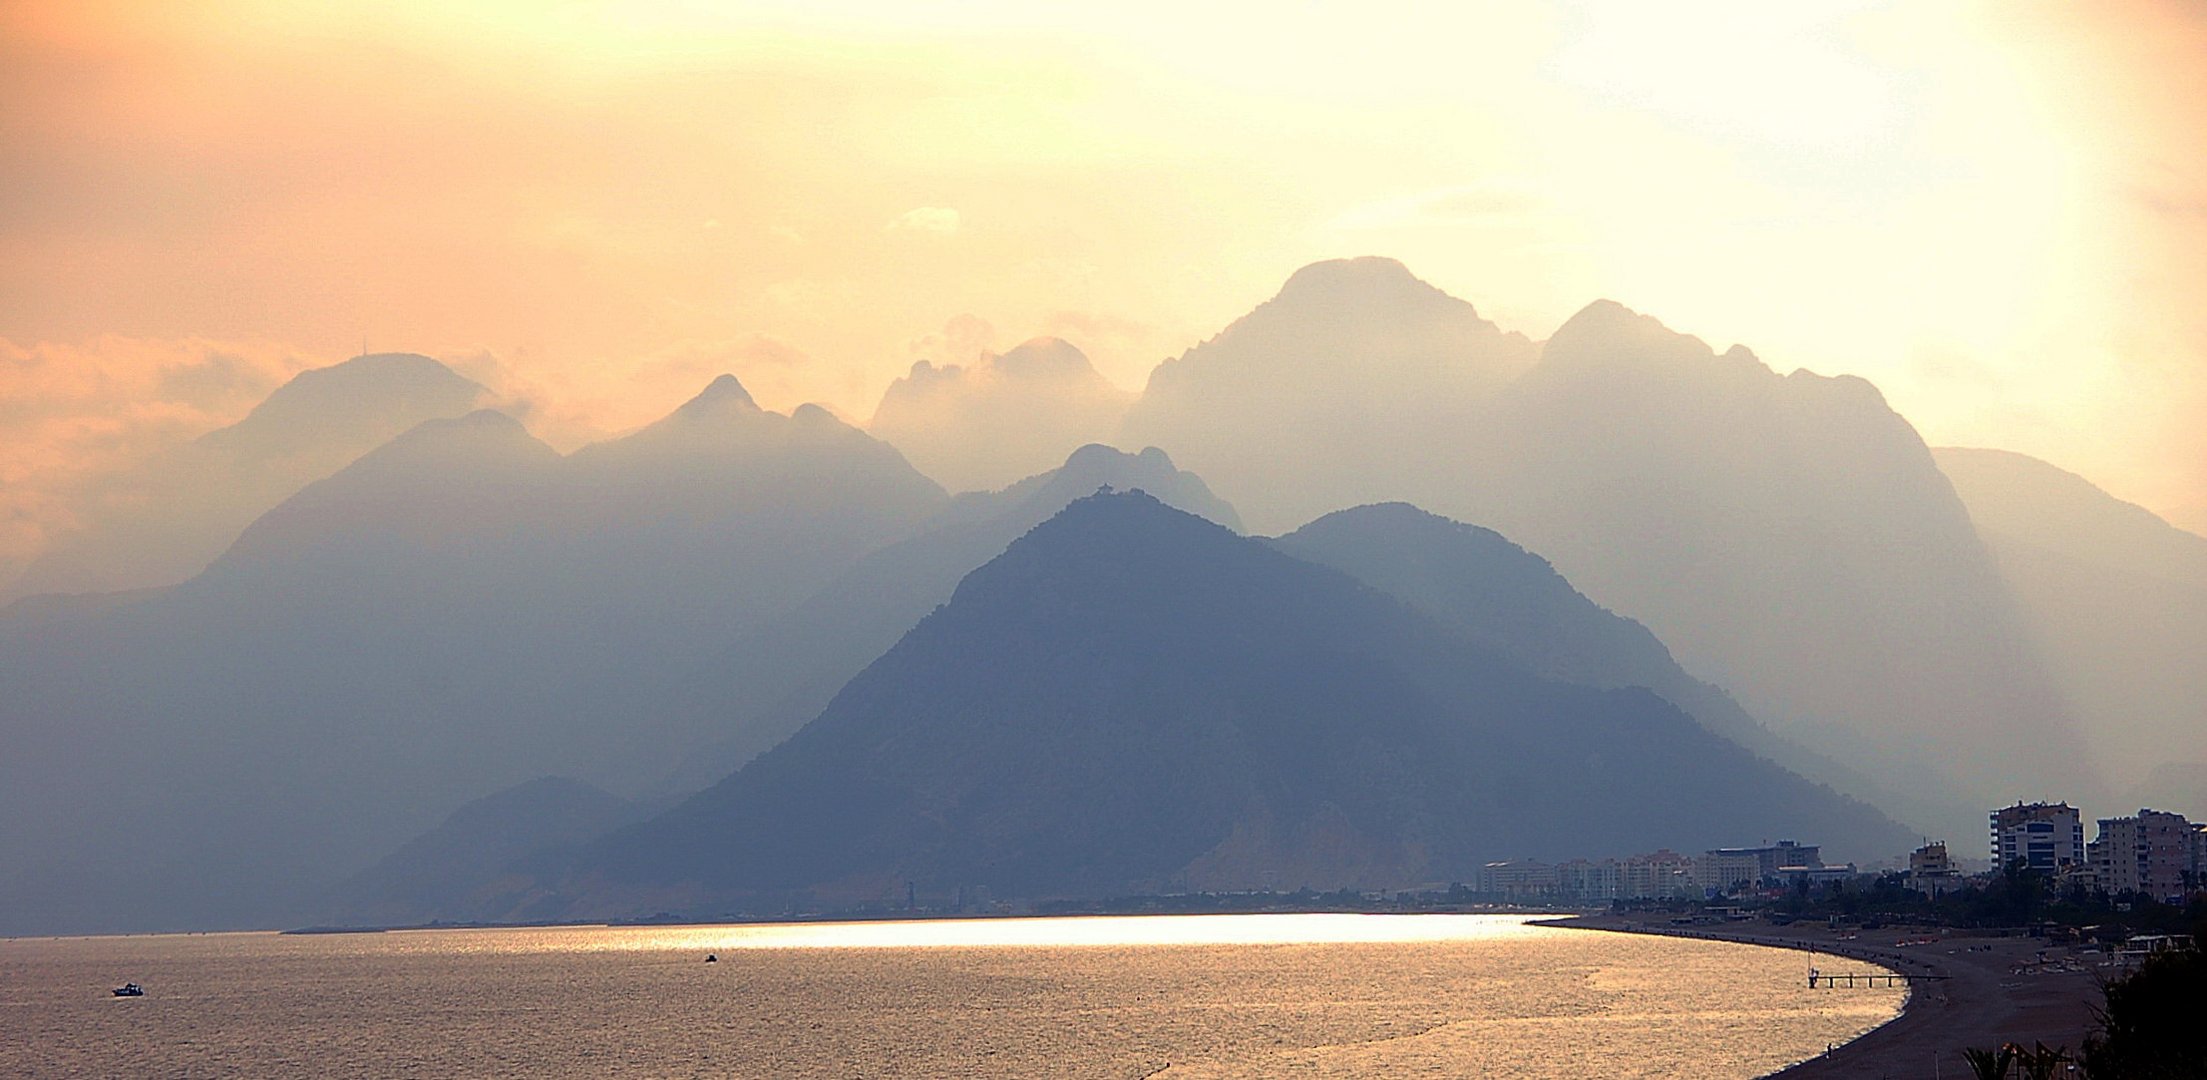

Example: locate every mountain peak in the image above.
[1276,256,1424,300]
[675,374,758,416]
[965,488,1215,587]
[1039,486,1180,535]
[1060,442,1143,475]
[1550,299,1667,346]
[993,337,1095,381]
[791,402,844,427]
[1539,299,1738,379]
[345,408,557,473]
[335,351,457,375]
[197,352,488,459]
[992,445,1242,532]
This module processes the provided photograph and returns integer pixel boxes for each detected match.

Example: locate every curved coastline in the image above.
[1548,913,2099,1078]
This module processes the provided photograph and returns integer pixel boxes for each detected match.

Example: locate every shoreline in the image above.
[1551,913,2103,1078]
[17,908,2104,1075]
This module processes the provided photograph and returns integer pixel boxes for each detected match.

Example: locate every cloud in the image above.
[0,337,315,582]
[904,314,998,369]
[887,207,961,235]
[1041,310,1161,393]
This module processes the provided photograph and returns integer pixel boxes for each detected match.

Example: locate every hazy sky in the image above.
[5,0,2205,559]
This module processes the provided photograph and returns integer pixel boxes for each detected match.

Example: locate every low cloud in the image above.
[904,314,998,369]
[0,337,315,582]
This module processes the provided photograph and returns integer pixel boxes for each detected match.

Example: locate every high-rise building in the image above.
[1696,849,1765,892]
[1554,858,1622,902]
[1619,849,1698,899]
[1989,802,2085,872]
[1696,840,1823,891]
[1477,859,1557,898]
[1908,841,1962,896]
[2090,809,2194,902]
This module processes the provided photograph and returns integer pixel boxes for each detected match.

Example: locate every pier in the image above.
[1808,971,1946,988]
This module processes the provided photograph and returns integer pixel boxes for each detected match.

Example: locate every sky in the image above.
[5,0,2206,573]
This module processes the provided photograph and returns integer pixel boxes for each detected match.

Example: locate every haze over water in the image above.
[4,914,1901,1077]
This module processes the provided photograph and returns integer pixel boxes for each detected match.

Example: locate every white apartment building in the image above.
[1554,858,1622,902]
[1477,859,1558,898]
[1990,801,2085,872]
[2089,809,2194,902]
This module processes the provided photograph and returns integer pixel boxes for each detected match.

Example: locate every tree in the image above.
[2081,920,2207,1079]
[2015,1042,2070,1080]
[1963,1044,2015,1080]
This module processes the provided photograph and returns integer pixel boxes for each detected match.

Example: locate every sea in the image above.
[1,913,1903,1078]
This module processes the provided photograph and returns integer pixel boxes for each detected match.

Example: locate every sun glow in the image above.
[393,913,1555,956]
[4,0,2203,533]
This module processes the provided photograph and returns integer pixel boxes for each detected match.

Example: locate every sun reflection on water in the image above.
[6,913,1905,1077]
[405,911,1553,956]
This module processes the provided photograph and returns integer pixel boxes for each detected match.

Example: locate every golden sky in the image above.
[5,0,2205,544]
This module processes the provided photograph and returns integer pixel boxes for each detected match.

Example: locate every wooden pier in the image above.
[1807,971,1946,988]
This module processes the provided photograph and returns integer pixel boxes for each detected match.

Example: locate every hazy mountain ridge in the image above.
[311,777,673,929]
[1271,502,1947,831]
[869,337,1134,493]
[1935,446,2207,788]
[656,442,1243,790]
[1120,261,2097,836]
[510,493,1907,920]
[5,353,491,601]
[1271,503,1775,750]
[1463,298,2091,816]
[1122,257,1537,534]
[0,372,948,935]
[2,258,2167,936]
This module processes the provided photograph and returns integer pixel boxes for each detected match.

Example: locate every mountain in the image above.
[5,353,489,600]
[1455,301,2094,821]
[1270,502,1948,830]
[1935,447,2207,787]
[1271,503,1776,751]
[869,337,1134,493]
[657,442,1241,790]
[517,492,1906,918]
[553,376,949,637]
[1121,257,1536,533]
[0,376,948,936]
[197,352,491,462]
[1113,259,2094,835]
[205,409,563,587]
[311,777,670,928]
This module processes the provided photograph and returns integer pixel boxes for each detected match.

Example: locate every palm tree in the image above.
[2017,1042,2070,1080]
[1962,1044,2016,1080]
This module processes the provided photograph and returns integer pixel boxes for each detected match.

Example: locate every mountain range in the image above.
[0,372,944,934]
[4,255,2197,935]
[5,353,490,601]
[1088,260,2104,832]
[507,493,1906,919]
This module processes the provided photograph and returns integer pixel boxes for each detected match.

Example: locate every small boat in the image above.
[112,983,145,997]
[704,954,718,963]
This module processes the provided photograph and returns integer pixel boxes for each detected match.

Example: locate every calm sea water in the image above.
[2,913,1902,1078]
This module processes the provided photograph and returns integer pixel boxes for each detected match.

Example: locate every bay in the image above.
[2,913,1902,1077]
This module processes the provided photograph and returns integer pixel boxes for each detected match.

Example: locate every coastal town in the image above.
[1469,801,2207,1078]
[1472,801,2207,909]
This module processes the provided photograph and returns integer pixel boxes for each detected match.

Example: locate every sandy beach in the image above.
[1556,914,2106,1079]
